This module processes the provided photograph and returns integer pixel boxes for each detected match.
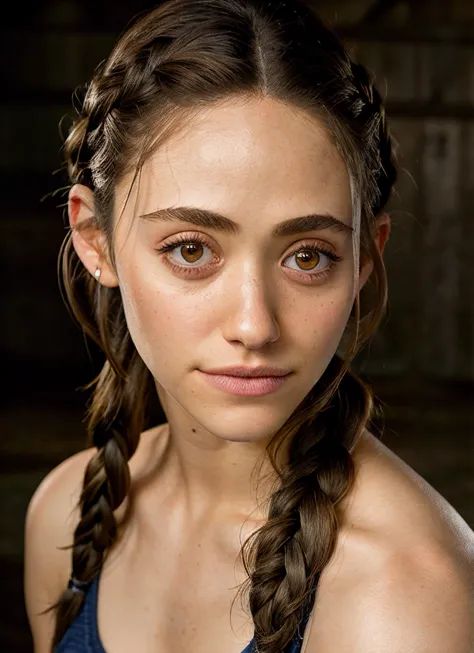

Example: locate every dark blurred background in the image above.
[2,1,473,650]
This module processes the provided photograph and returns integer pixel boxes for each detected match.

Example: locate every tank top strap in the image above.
[54,571,106,653]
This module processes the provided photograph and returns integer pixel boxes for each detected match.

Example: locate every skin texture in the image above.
[70,96,389,517]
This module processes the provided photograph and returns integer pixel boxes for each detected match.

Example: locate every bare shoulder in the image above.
[304,429,474,652]
[24,445,97,652]
[25,446,97,596]
[349,429,474,571]
[24,423,165,652]
[307,534,474,652]
[24,423,166,598]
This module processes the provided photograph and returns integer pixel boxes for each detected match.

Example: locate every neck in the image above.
[152,395,287,526]
[165,419,280,523]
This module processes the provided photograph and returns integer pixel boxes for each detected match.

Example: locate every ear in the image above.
[358,212,391,292]
[68,184,119,288]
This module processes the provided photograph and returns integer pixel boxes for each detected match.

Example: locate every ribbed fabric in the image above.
[55,571,316,653]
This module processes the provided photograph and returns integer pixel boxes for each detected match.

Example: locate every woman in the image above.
[24,1,474,652]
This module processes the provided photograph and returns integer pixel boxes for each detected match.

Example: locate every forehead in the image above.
[120,97,353,230]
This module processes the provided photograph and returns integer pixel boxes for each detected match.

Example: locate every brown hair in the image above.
[45,1,397,651]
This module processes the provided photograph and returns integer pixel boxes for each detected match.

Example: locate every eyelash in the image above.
[155,233,343,283]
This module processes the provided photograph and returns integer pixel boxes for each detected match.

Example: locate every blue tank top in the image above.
[55,570,317,653]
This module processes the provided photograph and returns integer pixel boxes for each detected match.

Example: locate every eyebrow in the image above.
[139,206,353,238]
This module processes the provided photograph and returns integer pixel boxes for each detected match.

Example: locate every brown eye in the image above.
[283,244,340,280]
[294,249,321,271]
[179,243,204,263]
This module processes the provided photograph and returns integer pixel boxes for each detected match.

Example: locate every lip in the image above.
[199,370,292,397]
[202,365,292,378]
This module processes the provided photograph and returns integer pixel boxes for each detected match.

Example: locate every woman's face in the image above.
[112,97,358,443]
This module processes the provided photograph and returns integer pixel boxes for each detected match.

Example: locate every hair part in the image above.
[45,1,397,651]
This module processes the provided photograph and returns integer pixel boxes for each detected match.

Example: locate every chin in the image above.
[198,407,296,441]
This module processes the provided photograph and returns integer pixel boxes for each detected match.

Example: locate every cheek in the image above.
[117,266,211,377]
[291,279,354,359]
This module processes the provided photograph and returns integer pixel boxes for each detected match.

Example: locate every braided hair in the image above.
[44,1,398,651]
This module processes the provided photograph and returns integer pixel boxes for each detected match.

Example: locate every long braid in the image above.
[49,153,153,648]
[47,39,175,649]
[235,356,375,652]
[46,265,153,650]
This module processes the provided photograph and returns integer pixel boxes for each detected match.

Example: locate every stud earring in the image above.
[94,268,102,281]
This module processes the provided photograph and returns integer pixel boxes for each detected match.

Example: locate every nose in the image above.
[221,271,280,349]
